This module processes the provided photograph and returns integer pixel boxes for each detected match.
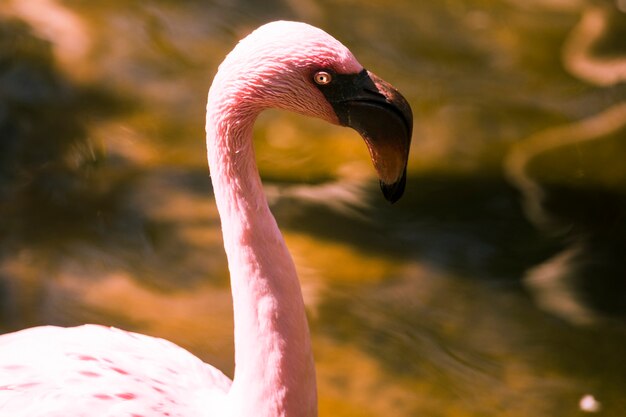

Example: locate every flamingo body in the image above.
[0,325,230,416]
[0,21,412,417]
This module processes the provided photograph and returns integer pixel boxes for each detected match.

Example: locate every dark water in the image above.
[1,1,625,416]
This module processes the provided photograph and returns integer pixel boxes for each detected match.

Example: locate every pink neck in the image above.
[206,89,317,417]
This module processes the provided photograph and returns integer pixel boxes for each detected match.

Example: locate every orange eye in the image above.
[313,71,332,85]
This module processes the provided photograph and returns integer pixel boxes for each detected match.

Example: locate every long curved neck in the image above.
[206,82,317,417]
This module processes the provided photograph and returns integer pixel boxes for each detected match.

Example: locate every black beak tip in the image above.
[380,170,407,204]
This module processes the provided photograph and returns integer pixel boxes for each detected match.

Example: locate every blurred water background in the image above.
[1,0,625,416]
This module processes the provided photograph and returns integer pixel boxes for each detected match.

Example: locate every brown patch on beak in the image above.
[314,69,413,203]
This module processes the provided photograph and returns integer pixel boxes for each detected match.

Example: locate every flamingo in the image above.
[0,21,412,417]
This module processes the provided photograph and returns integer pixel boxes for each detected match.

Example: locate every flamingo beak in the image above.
[317,69,413,203]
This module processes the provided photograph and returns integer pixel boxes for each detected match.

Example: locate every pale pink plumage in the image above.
[0,21,365,417]
[0,325,231,416]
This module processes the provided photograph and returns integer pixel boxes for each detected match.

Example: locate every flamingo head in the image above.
[217,21,413,202]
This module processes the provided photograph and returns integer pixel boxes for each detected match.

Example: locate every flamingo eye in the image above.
[313,71,332,85]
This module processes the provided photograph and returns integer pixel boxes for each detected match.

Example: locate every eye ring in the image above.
[313,71,332,85]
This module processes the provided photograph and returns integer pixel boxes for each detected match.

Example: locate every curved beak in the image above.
[320,70,413,203]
